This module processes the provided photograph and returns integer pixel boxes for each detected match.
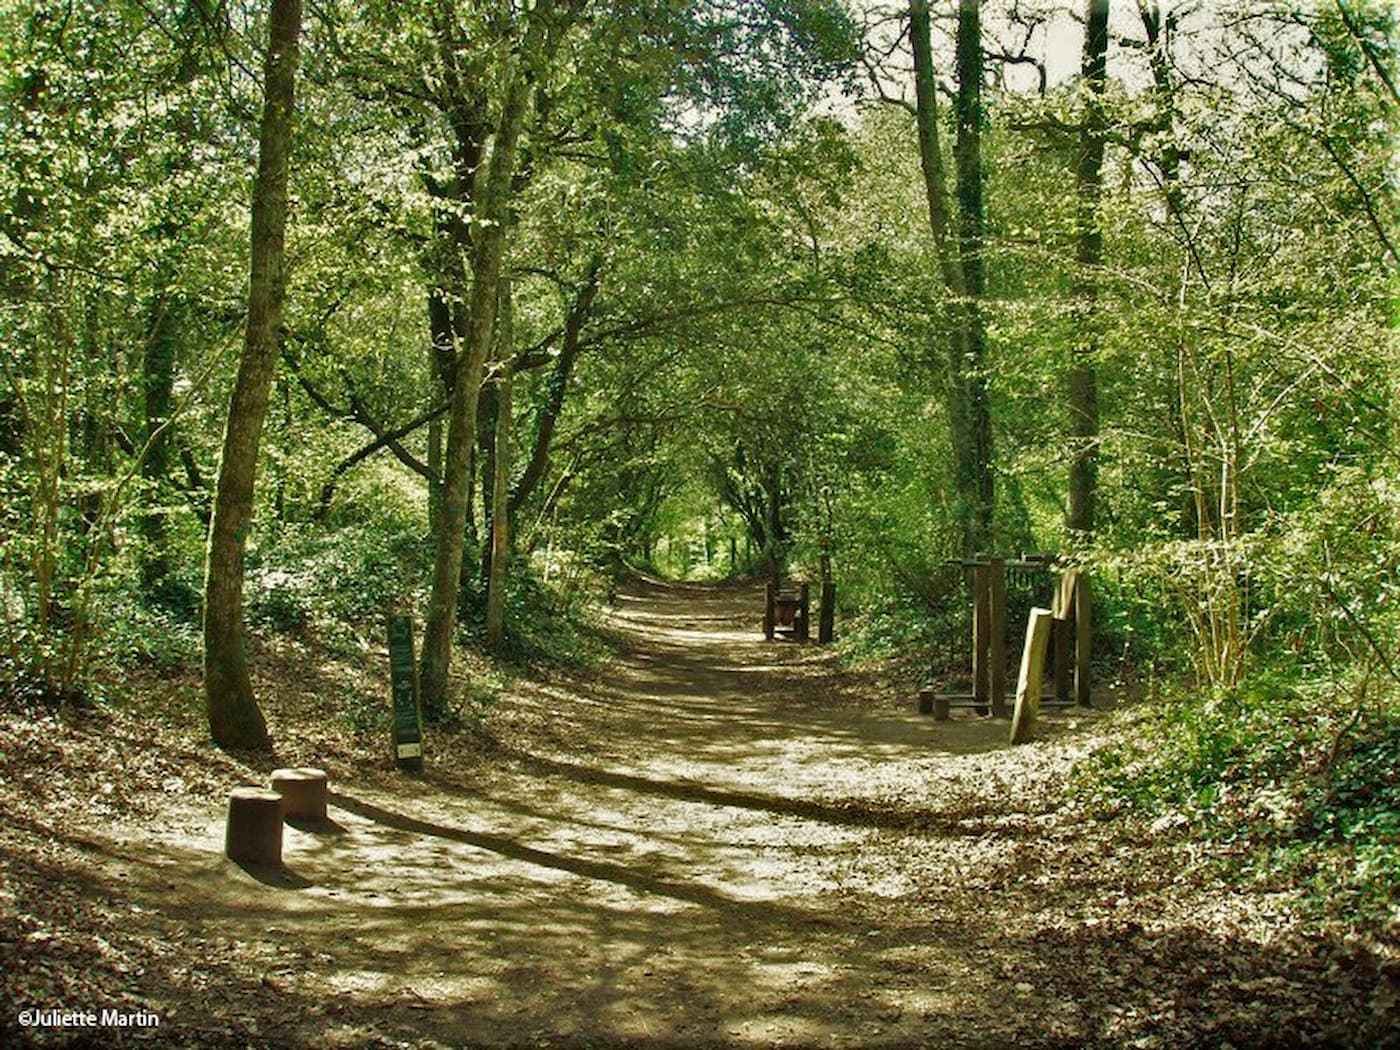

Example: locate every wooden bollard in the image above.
[1010,608,1054,745]
[796,583,811,642]
[271,767,328,822]
[764,582,776,641]
[225,788,283,866]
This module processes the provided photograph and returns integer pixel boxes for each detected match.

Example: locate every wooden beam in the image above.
[1052,569,1077,704]
[1074,571,1092,707]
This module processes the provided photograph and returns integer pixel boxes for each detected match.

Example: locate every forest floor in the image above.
[1,578,1396,1049]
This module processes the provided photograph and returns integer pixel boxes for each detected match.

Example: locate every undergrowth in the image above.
[1075,670,1400,930]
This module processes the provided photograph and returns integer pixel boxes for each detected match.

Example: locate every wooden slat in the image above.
[1010,607,1054,745]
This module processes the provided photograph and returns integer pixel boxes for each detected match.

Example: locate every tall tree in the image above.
[909,0,992,555]
[419,17,546,713]
[1067,0,1109,538]
[202,0,304,750]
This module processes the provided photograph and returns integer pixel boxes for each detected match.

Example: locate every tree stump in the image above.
[270,767,328,821]
[225,787,283,866]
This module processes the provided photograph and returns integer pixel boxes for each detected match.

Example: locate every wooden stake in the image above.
[1010,608,1053,745]
[764,582,775,641]
[1074,571,1092,707]
[1052,569,1077,704]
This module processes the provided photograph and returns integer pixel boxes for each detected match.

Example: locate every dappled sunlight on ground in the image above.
[2,578,1394,1047]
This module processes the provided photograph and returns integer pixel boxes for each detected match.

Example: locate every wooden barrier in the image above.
[921,557,1008,718]
[972,563,991,715]
[918,554,1092,720]
[988,559,1008,717]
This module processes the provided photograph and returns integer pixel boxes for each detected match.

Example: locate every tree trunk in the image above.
[485,280,514,650]
[202,0,302,751]
[477,375,499,586]
[910,0,993,557]
[1068,0,1109,538]
[419,58,532,714]
[509,257,601,517]
[140,283,177,595]
[955,0,992,552]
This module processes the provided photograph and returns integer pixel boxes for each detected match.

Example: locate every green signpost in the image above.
[387,613,423,771]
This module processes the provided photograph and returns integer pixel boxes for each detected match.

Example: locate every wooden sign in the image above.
[387,614,423,771]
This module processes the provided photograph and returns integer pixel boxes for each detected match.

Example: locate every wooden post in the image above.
[819,581,835,644]
[988,557,1008,717]
[796,583,810,642]
[1074,572,1092,707]
[972,563,990,716]
[225,788,283,866]
[271,767,328,822]
[764,582,775,641]
[1010,608,1054,745]
[388,613,423,771]
[730,536,737,570]
[1052,570,1075,704]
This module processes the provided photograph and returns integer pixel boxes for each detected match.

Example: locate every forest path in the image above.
[67,579,1376,1048]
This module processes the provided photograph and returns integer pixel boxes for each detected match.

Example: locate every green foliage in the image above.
[1077,674,1400,923]
[458,556,610,670]
[244,520,428,643]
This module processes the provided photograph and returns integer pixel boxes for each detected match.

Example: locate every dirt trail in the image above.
[7,579,1391,1048]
